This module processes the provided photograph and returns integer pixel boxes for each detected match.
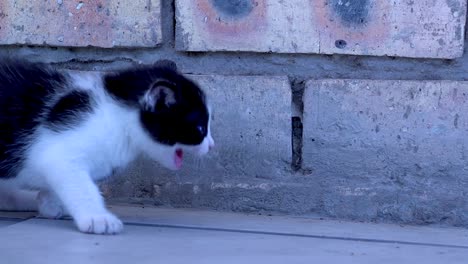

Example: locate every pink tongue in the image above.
[174,149,183,169]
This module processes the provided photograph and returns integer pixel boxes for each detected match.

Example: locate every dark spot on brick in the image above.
[256,129,263,138]
[13,24,24,32]
[409,90,415,100]
[335,39,347,49]
[414,163,422,171]
[455,25,462,40]
[329,0,369,27]
[210,0,254,19]
[403,105,411,119]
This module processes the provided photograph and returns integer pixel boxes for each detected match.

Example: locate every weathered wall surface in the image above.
[303,80,468,224]
[176,0,465,58]
[1,0,468,226]
[0,0,162,47]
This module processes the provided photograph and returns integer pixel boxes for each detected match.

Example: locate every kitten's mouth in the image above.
[174,148,184,169]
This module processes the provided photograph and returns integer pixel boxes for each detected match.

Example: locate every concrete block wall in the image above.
[1,0,468,226]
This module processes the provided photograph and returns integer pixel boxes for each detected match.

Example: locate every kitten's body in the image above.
[0,59,214,234]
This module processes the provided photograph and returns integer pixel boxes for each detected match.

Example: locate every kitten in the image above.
[0,59,214,234]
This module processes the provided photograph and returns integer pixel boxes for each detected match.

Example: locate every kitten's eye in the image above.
[197,125,206,135]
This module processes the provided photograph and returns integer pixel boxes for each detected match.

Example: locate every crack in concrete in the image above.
[125,221,468,250]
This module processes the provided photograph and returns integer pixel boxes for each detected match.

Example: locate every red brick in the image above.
[176,0,466,58]
[0,0,161,48]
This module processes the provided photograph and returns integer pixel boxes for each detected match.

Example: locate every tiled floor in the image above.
[0,205,467,263]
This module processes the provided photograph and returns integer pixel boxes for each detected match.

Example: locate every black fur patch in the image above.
[0,60,66,178]
[104,64,209,146]
[46,90,94,131]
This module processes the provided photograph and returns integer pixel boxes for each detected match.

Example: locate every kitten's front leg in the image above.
[43,167,123,234]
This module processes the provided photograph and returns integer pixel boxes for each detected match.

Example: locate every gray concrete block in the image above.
[104,74,293,208]
[175,0,466,58]
[303,79,468,225]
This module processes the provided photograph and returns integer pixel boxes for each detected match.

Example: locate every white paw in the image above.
[37,191,65,219]
[74,212,123,235]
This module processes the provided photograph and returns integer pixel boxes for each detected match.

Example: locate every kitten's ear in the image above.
[141,81,176,111]
[153,59,177,72]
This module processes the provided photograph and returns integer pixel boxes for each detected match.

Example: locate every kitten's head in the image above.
[104,60,214,170]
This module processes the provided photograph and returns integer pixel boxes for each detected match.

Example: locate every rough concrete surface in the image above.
[108,205,468,247]
[176,0,466,58]
[0,0,162,47]
[303,79,468,226]
[2,206,468,263]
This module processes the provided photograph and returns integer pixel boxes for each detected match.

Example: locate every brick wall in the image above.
[1,0,468,226]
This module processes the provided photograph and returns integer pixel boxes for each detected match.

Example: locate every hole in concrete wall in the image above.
[335,39,347,49]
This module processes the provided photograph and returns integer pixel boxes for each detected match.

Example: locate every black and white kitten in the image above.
[0,59,214,234]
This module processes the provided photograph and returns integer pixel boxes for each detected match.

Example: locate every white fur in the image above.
[0,72,214,234]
